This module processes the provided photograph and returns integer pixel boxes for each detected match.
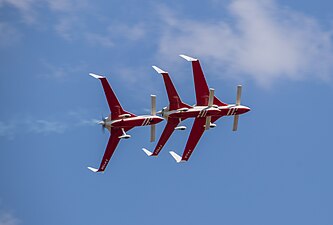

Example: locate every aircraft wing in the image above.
[89,73,136,120]
[180,55,227,106]
[211,116,222,124]
[180,117,206,162]
[180,55,209,106]
[143,118,180,157]
[88,127,131,173]
[152,66,191,110]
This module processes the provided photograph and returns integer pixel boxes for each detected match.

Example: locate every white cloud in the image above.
[0,110,102,139]
[0,121,15,140]
[48,0,91,41]
[85,33,114,48]
[0,212,20,225]
[46,0,75,12]
[0,0,146,46]
[67,109,100,127]
[0,119,67,139]
[40,60,87,80]
[54,16,80,41]
[0,22,21,47]
[85,23,146,48]
[0,0,90,40]
[0,0,37,23]
[109,24,146,41]
[156,0,333,86]
[27,120,67,134]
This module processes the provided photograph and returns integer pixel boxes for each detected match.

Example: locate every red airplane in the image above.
[143,55,250,162]
[88,73,164,172]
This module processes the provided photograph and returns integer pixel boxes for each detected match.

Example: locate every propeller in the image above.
[97,115,107,133]
[150,95,156,142]
[151,95,156,116]
[236,85,242,106]
[205,88,215,130]
[208,88,214,107]
[233,85,242,131]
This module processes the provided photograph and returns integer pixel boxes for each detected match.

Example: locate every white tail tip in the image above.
[169,151,184,163]
[89,73,105,79]
[142,148,153,156]
[87,167,99,173]
[152,66,167,74]
[179,54,197,61]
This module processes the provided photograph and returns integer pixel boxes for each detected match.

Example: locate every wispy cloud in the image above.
[0,0,91,41]
[67,109,100,127]
[40,60,87,80]
[0,22,21,47]
[0,110,100,140]
[0,0,146,47]
[85,23,146,48]
[26,120,67,134]
[85,33,114,48]
[109,23,146,42]
[0,119,67,139]
[54,16,80,41]
[0,211,20,225]
[0,0,37,24]
[0,121,15,140]
[156,0,333,86]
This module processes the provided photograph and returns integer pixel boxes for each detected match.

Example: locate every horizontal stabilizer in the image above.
[152,66,167,74]
[142,148,153,156]
[179,54,197,61]
[89,73,105,79]
[169,151,184,163]
[87,167,99,173]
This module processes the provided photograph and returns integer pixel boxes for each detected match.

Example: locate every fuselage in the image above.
[104,115,163,128]
[162,105,250,120]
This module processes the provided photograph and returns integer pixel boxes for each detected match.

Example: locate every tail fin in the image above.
[213,96,228,107]
[152,66,190,110]
[89,73,136,120]
[179,55,227,107]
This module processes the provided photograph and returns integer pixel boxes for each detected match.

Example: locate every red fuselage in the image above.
[163,105,250,121]
[106,115,163,129]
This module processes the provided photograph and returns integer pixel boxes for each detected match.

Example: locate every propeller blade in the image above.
[205,116,211,130]
[150,124,156,142]
[151,95,156,116]
[208,88,214,107]
[232,115,239,131]
[236,85,242,106]
[99,115,107,134]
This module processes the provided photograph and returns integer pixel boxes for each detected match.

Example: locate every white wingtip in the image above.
[89,73,105,79]
[142,148,153,156]
[152,66,167,74]
[87,167,99,173]
[179,54,197,61]
[169,151,184,163]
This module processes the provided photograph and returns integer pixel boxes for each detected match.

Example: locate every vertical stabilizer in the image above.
[152,66,191,110]
[89,73,136,120]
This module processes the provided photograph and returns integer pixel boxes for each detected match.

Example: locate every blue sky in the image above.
[1,0,333,224]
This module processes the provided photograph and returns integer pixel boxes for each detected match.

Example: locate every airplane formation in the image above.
[88,55,251,173]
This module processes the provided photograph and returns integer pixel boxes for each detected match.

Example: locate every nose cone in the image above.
[152,116,164,124]
[238,106,251,114]
[244,106,251,113]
